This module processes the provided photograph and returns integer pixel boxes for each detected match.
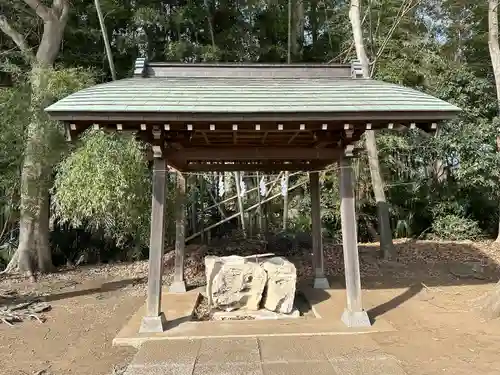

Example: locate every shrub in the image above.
[52,130,151,247]
[431,214,482,241]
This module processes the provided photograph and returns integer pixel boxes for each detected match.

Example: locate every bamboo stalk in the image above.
[234,171,246,236]
[186,180,309,242]
[200,175,206,243]
[206,181,226,218]
[202,171,298,212]
[257,172,264,236]
[282,171,290,230]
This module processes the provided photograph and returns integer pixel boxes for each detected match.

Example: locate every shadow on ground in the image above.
[2,239,498,319]
[197,238,500,322]
[0,277,146,307]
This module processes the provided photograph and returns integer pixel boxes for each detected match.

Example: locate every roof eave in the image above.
[46,109,461,123]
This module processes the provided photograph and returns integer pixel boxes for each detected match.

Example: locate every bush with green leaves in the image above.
[52,130,151,247]
[431,214,483,241]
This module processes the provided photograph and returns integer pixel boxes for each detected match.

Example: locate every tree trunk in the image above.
[349,0,394,259]
[94,0,117,81]
[480,0,500,317]
[349,0,369,77]
[1,1,71,276]
[482,0,500,319]
[311,0,317,44]
[36,183,52,272]
[292,0,304,58]
[365,131,394,258]
[204,0,217,50]
[287,0,292,64]
[488,0,500,244]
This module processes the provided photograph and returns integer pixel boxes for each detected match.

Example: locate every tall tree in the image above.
[94,0,117,81]
[487,0,500,243]
[0,0,70,278]
[349,0,394,259]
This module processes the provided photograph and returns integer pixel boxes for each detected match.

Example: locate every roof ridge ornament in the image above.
[350,60,364,79]
[134,57,148,77]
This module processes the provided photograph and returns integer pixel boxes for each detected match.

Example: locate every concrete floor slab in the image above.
[263,361,337,375]
[130,340,201,366]
[212,308,301,320]
[196,338,260,364]
[124,364,194,375]
[113,288,394,347]
[258,336,328,363]
[329,357,407,375]
[122,335,408,375]
[192,363,263,375]
[316,333,385,359]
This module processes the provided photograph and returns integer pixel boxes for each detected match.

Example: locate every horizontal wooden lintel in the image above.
[165,147,342,161]
[175,162,330,172]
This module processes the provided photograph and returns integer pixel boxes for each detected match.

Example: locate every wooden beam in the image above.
[180,162,329,172]
[166,147,341,161]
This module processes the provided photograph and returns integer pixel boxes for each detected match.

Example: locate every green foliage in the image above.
[0,86,28,203]
[51,131,151,247]
[431,215,483,241]
[2,0,500,267]
[46,67,96,101]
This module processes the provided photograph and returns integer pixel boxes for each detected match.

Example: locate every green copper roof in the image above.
[45,63,460,121]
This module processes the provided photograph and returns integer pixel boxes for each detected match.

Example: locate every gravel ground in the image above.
[2,237,499,304]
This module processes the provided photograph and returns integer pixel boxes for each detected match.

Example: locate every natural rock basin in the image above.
[205,255,267,311]
[261,257,297,314]
[204,254,298,315]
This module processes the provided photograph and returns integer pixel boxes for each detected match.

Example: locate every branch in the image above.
[0,14,34,62]
[52,0,70,26]
[370,0,422,76]
[23,0,52,22]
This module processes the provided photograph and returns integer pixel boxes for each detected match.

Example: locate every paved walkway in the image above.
[123,334,407,375]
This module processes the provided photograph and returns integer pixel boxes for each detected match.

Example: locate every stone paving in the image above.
[113,287,394,347]
[123,334,407,375]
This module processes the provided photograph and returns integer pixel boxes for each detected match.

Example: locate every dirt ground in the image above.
[1,239,500,375]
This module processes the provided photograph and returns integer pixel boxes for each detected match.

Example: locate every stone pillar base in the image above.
[139,313,167,333]
[341,309,371,328]
[313,277,330,289]
[169,280,187,293]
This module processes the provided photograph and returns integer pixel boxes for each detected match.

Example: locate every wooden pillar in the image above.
[170,172,186,293]
[140,158,167,333]
[310,172,330,289]
[339,157,371,327]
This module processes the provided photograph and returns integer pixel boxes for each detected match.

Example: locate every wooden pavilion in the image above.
[46,60,460,332]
